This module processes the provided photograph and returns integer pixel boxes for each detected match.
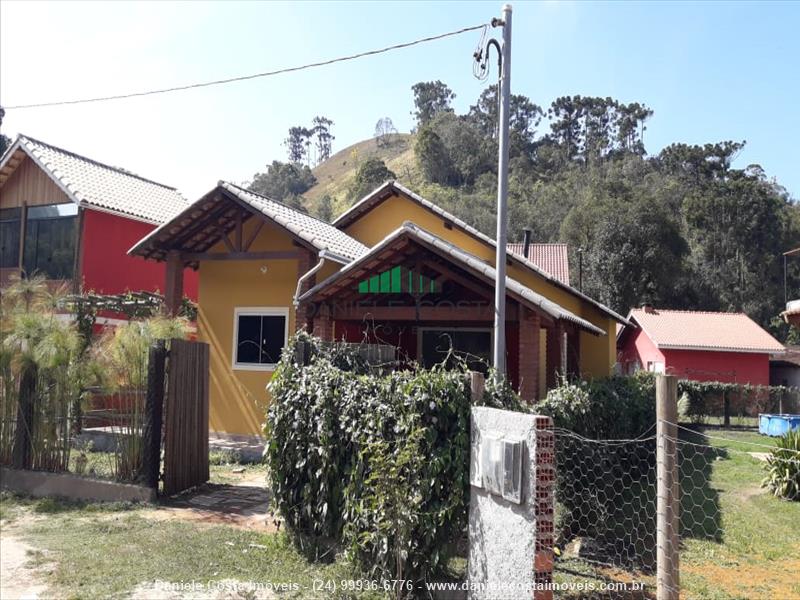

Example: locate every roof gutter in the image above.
[293,251,331,308]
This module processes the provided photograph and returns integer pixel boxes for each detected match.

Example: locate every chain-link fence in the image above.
[550,379,800,599]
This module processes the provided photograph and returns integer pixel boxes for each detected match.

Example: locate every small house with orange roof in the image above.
[617,306,785,385]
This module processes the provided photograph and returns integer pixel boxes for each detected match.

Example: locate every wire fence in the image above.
[550,420,800,599]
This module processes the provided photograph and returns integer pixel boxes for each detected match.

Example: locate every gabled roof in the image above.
[299,221,605,336]
[623,308,785,354]
[333,180,627,325]
[0,134,187,224]
[129,181,368,264]
[219,183,369,261]
[507,242,570,285]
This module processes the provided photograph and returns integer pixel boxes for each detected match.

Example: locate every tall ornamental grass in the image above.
[0,275,85,471]
[90,315,190,481]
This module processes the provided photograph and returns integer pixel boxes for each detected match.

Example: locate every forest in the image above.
[248,82,800,342]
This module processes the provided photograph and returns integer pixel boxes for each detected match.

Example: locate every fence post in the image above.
[722,390,730,427]
[656,374,679,600]
[140,340,166,491]
[469,371,485,403]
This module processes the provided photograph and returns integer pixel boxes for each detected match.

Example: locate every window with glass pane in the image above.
[234,309,288,369]
[23,203,78,279]
[0,208,21,268]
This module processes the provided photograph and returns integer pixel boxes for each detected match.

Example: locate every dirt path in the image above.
[0,524,50,600]
[142,469,277,532]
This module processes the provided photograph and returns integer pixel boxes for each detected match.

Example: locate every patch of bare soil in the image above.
[142,470,278,532]
[142,503,278,533]
[129,579,276,599]
[0,516,51,600]
[733,485,765,502]
[682,558,800,599]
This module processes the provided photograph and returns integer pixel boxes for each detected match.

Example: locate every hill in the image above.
[304,133,421,215]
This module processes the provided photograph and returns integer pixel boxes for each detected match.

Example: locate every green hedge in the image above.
[265,332,523,583]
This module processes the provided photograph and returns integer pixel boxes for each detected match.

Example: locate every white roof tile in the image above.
[220,182,368,262]
[2,135,188,224]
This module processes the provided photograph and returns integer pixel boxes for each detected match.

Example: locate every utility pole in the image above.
[492,4,513,374]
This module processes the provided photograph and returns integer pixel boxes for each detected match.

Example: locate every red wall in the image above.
[618,327,770,386]
[618,327,665,374]
[661,349,770,386]
[80,209,198,299]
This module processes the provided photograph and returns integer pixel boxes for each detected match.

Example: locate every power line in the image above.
[5,23,488,110]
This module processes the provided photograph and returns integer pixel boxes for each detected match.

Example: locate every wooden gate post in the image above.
[656,374,679,600]
[140,341,166,491]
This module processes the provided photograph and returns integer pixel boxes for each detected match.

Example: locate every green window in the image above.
[358,266,439,294]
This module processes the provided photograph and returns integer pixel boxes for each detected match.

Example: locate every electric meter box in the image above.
[470,431,525,504]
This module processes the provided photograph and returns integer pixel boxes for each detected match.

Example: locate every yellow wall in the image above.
[198,219,316,436]
[341,193,618,377]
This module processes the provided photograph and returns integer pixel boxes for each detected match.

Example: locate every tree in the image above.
[283,194,309,214]
[312,116,335,163]
[468,87,543,158]
[348,158,396,203]
[374,117,398,148]
[424,112,494,186]
[414,127,457,186]
[563,196,689,313]
[0,106,11,156]
[284,126,312,163]
[249,161,316,201]
[411,81,455,127]
[317,194,334,222]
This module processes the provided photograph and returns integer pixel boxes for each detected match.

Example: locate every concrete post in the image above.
[656,374,679,600]
[467,408,554,600]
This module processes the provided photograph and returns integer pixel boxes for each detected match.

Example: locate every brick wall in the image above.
[519,308,541,402]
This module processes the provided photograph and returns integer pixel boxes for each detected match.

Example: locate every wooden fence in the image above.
[161,339,210,496]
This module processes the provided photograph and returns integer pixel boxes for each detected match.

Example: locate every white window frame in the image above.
[232,307,289,372]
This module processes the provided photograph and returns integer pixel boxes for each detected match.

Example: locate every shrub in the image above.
[265,332,523,584]
[533,374,657,566]
[533,372,655,439]
[762,429,800,501]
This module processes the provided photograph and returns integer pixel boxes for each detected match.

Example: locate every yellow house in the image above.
[130,180,627,439]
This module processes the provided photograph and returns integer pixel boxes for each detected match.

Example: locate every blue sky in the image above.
[1,1,798,200]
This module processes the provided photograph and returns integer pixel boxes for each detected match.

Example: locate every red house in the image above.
[617,307,785,386]
[0,134,197,312]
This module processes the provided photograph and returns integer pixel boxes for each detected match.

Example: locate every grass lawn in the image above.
[0,489,385,599]
[678,428,800,600]
[2,428,796,599]
[552,427,800,599]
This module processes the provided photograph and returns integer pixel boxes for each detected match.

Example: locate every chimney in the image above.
[522,228,532,258]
